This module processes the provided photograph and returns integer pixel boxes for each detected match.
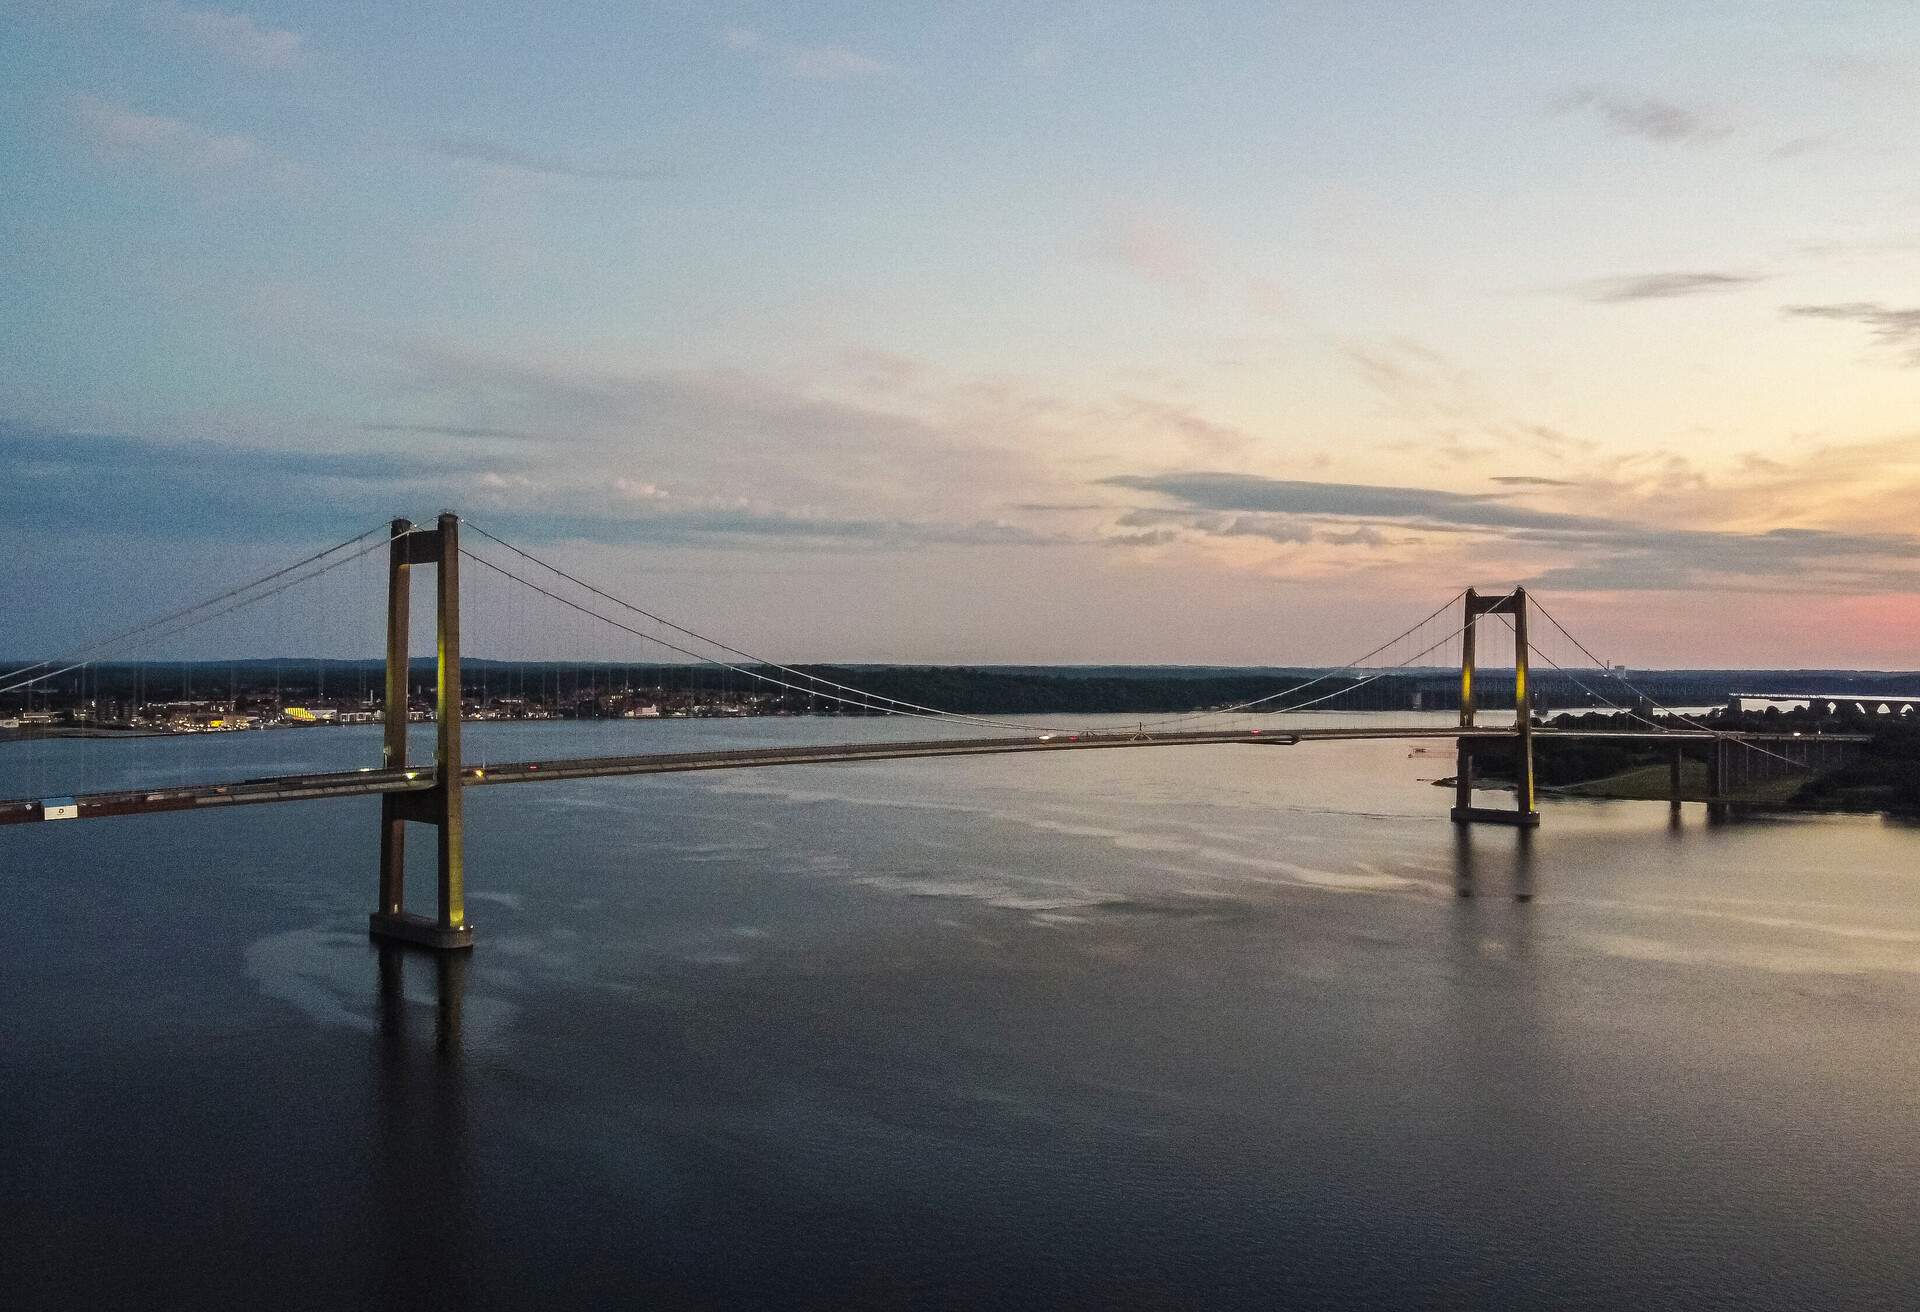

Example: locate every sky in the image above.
[6,1,1920,666]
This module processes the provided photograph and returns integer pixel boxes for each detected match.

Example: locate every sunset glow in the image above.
[7,3,1920,665]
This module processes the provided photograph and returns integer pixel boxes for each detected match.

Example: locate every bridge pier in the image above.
[1452,738,1474,818]
[369,514,472,952]
[1703,737,1734,823]
[1449,587,1540,828]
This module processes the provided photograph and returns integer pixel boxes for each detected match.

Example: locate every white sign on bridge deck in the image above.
[41,798,78,821]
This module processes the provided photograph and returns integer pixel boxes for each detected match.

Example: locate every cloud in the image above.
[360,423,538,441]
[1573,271,1764,302]
[0,423,481,540]
[1103,471,1617,534]
[1341,338,1595,462]
[0,420,1070,553]
[1110,396,1250,456]
[72,95,258,171]
[426,134,665,182]
[1520,526,1920,592]
[1103,529,1181,548]
[838,348,929,392]
[145,4,305,69]
[1345,337,1449,399]
[477,507,1065,550]
[1101,468,1920,591]
[1513,426,1593,456]
[1104,504,1399,552]
[718,26,898,81]
[1771,135,1831,160]
[6,427,457,484]
[365,343,1323,552]
[1782,302,1920,365]
[1490,476,1577,488]
[369,341,1070,532]
[1096,211,1209,295]
[1216,516,1315,545]
[1553,86,1728,143]
[1793,234,1920,263]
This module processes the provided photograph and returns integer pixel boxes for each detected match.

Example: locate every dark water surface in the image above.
[5,719,1920,1308]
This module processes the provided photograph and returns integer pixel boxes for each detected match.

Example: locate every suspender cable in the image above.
[460,547,1070,734]
[0,528,407,700]
[0,523,390,687]
[1491,607,1809,771]
[465,518,1472,735]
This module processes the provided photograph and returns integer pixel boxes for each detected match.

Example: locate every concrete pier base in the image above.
[369,911,474,951]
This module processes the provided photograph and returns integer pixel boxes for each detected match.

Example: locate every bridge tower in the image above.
[1451,587,1540,828]
[369,513,472,950]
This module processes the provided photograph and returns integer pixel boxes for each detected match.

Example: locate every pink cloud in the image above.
[145,4,305,69]
[717,26,898,81]
[1097,211,1209,296]
[72,95,259,170]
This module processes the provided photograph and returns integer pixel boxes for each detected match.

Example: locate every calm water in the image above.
[5,717,1920,1309]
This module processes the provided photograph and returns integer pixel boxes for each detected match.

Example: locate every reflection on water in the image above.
[1450,824,1535,901]
[376,942,468,1060]
[6,720,1920,1307]
[372,946,473,1308]
[1453,824,1478,898]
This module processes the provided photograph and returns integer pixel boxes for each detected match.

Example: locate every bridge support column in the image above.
[1669,744,1683,803]
[1450,587,1540,828]
[370,512,472,952]
[376,518,412,922]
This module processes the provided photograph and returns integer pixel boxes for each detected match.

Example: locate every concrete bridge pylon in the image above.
[369,513,472,951]
[1451,587,1540,828]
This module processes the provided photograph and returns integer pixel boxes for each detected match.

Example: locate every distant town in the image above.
[8,659,1920,739]
[0,663,823,736]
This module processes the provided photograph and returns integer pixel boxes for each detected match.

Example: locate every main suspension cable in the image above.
[0,522,391,687]
[459,546,1076,734]
[0,527,407,699]
[466,518,1473,733]
[1493,607,1808,771]
[1205,612,1485,723]
[462,519,1000,726]
[1122,588,1477,730]
[1521,596,1803,761]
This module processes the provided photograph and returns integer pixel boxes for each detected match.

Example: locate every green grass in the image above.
[1553,759,1809,804]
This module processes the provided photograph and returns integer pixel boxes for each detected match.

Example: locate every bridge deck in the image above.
[0,725,1861,826]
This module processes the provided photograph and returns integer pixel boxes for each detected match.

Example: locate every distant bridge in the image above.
[0,514,1871,950]
[1729,692,1920,716]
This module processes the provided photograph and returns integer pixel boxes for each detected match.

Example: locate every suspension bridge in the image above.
[0,513,1860,950]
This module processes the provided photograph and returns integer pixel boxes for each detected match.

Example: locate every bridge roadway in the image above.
[0,724,1857,826]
